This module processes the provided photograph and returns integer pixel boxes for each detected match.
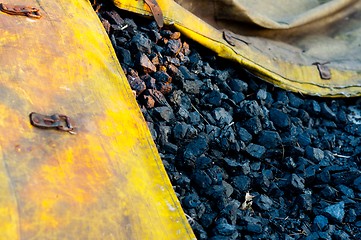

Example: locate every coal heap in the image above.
[95,4,361,239]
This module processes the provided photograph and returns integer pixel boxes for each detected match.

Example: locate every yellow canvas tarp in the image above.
[114,0,361,97]
[0,0,194,239]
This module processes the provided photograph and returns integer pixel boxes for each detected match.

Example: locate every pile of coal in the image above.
[96,5,361,240]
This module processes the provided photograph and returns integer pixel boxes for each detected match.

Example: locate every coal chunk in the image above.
[232,175,251,192]
[189,111,201,125]
[283,157,297,170]
[288,174,305,192]
[353,176,361,192]
[323,201,345,223]
[235,125,252,144]
[304,99,321,116]
[153,71,171,83]
[221,158,248,175]
[104,10,124,26]
[320,102,337,120]
[188,51,202,70]
[242,216,263,233]
[135,53,156,73]
[127,75,146,96]
[142,74,157,89]
[219,200,239,224]
[178,65,195,80]
[116,46,133,67]
[182,193,201,209]
[252,194,273,211]
[164,39,182,56]
[238,100,263,118]
[143,89,169,107]
[246,143,266,159]
[257,130,282,148]
[269,108,290,130]
[192,222,208,240]
[332,230,351,240]
[320,185,337,199]
[312,215,329,231]
[222,181,234,198]
[195,156,213,170]
[177,106,189,120]
[332,170,361,185]
[297,131,312,147]
[231,92,245,104]
[256,88,267,101]
[317,169,331,183]
[163,142,178,154]
[202,90,222,107]
[167,64,184,83]
[275,91,289,106]
[228,79,248,92]
[192,170,212,190]
[200,212,217,229]
[345,208,357,223]
[183,134,209,161]
[297,192,313,211]
[243,116,262,135]
[169,90,191,109]
[183,80,202,94]
[305,146,324,163]
[212,107,233,127]
[213,218,238,237]
[172,122,189,140]
[153,106,175,122]
[254,170,272,192]
[157,125,172,146]
[337,185,355,198]
[288,93,304,108]
[130,33,152,54]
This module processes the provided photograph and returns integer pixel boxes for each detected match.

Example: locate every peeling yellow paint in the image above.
[0,0,195,239]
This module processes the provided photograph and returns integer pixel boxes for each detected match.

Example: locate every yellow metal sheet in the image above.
[0,0,195,239]
[114,0,361,97]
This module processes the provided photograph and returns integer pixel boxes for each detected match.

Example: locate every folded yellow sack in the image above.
[115,0,361,97]
[0,1,194,239]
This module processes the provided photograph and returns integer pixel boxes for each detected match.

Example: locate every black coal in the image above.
[95,3,361,239]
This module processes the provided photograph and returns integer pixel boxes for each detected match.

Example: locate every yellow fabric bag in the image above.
[0,0,194,239]
[114,0,361,97]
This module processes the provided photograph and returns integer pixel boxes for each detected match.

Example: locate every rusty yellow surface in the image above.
[114,0,361,97]
[0,0,195,239]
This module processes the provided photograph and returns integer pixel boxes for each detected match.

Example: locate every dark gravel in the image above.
[95,3,361,239]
